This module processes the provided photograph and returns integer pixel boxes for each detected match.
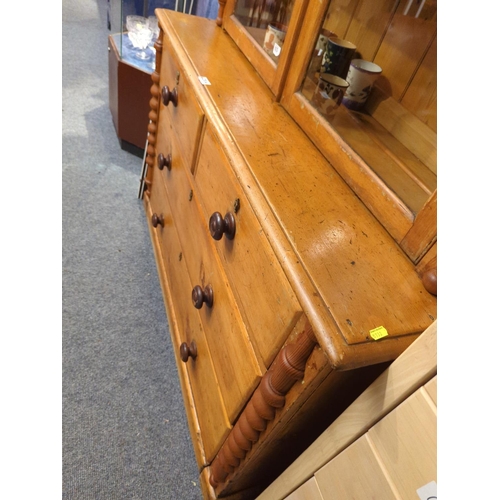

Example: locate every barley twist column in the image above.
[209,321,317,488]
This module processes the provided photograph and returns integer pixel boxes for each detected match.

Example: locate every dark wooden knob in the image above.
[209,212,236,240]
[192,284,213,309]
[161,85,178,107]
[180,340,197,362]
[151,213,164,228]
[422,267,437,296]
[157,153,172,171]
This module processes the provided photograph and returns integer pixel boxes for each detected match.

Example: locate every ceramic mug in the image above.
[321,37,356,79]
[308,29,336,75]
[342,59,382,110]
[312,74,349,117]
[263,23,288,63]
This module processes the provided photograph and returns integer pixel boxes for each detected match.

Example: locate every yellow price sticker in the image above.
[370,326,388,340]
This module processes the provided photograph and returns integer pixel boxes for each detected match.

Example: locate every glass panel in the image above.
[233,0,297,64]
[298,0,437,215]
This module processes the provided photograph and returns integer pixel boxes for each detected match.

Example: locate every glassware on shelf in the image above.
[126,15,154,60]
[148,15,160,44]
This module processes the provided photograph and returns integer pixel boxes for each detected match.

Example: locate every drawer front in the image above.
[148,169,231,463]
[195,123,302,367]
[159,48,204,173]
[158,137,263,423]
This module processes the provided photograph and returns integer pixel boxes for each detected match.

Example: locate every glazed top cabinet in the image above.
[142,6,437,500]
[220,0,437,274]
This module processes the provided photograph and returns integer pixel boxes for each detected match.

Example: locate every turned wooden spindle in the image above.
[209,321,317,488]
[216,0,227,26]
[144,34,164,182]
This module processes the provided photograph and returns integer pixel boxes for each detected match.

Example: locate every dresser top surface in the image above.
[156,10,437,369]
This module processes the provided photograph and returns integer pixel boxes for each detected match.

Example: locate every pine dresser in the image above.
[141,9,437,499]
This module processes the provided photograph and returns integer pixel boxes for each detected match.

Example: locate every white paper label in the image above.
[198,76,211,85]
[417,480,437,500]
[273,43,281,57]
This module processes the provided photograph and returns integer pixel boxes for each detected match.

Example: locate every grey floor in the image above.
[62,0,202,498]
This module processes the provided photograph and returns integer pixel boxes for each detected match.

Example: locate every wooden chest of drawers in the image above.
[142,10,437,499]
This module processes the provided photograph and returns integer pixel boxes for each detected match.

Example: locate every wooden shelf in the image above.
[301,75,436,216]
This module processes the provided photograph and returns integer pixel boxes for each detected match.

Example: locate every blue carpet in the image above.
[62,0,202,498]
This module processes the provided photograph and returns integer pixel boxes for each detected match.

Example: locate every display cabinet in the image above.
[219,0,437,272]
[108,1,162,154]
[108,32,154,154]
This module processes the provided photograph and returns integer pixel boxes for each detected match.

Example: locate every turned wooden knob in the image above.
[151,213,164,228]
[161,85,178,107]
[422,267,437,296]
[157,152,172,171]
[180,340,197,362]
[192,284,213,309]
[209,212,236,240]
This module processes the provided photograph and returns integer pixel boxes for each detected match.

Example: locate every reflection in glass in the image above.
[233,0,296,63]
[299,0,437,215]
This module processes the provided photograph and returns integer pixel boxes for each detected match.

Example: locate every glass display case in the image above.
[109,0,177,72]
[108,0,176,153]
[221,0,437,263]
[108,0,219,153]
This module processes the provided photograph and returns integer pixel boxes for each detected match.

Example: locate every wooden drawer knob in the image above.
[422,267,437,296]
[180,340,197,362]
[192,284,213,309]
[151,213,164,228]
[161,85,178,107]
[209,212,236,240]
[157,153,172,171]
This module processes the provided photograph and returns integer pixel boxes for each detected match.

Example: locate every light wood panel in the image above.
[286,477,324,500]
[315,435,399,499]
[368,387,437,498]
[424,375,437,406]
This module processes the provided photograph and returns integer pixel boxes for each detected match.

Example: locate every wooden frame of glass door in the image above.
[219,0,310,98]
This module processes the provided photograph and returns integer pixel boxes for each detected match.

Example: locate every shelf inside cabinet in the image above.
[301,75,436,216]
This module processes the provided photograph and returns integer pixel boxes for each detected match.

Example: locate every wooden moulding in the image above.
[208,320,318,488]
